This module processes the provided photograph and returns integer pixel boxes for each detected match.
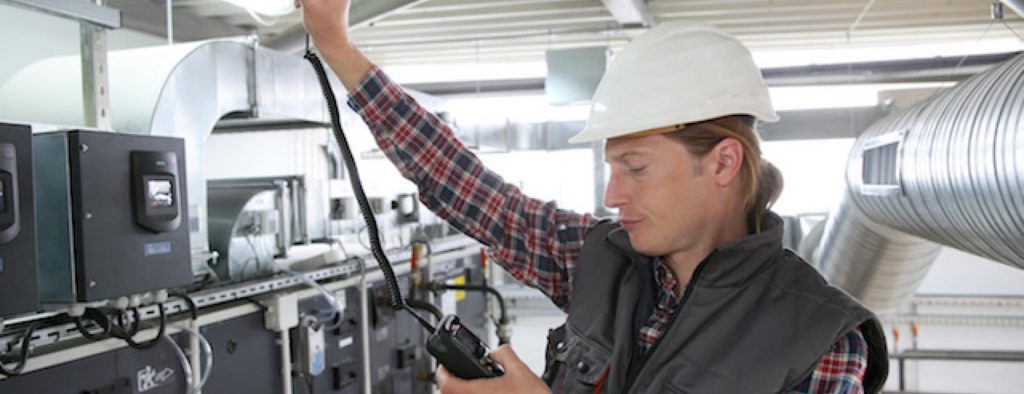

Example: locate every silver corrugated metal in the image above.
[810,196,942,314]
[849,53,1024,267]
[813,52,1024,314]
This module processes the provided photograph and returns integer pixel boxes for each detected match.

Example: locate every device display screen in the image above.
[449,320,488,358]
[0,180,6,214]
[146,179,174,208]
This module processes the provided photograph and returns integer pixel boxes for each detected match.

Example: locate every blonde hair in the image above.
[664,116,783,232]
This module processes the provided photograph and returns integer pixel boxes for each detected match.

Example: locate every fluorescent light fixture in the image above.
[222,0,295,17]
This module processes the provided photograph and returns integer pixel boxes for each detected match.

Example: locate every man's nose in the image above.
[604,171,630,209]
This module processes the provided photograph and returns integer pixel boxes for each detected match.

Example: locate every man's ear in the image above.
[712,138,744,186]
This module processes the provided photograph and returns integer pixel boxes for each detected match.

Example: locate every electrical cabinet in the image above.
[368,274,430,394]
[0,122,39,317]
[0,333,188,393]
[429,254,491,339]
[33,130,191,303]
[200,312,284,394]
[291,287,363,394]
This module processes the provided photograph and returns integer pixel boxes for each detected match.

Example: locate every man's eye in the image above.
[628,166,647,174]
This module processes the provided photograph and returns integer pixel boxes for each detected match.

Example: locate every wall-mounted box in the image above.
[34,130,191,303]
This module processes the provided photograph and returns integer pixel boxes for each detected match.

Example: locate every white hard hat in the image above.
[569,21,779,144]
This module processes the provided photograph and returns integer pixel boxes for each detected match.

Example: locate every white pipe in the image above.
[165,0,172,46]
[279,330,293,394]
[359,268,372,393]
[189,319,201,393]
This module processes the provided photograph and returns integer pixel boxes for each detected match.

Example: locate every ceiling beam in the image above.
[402,52,1021,96]
[0,0,121,28]
[264,0,431,55]
[600,0,653,27]
[107,0,246,42]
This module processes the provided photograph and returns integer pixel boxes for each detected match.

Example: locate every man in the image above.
[298,1,888,392]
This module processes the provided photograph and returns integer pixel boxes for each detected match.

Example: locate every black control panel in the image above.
[131,150,182,233]
[0,144,20,244]
[0,122,38,317]
[33,130,191,302]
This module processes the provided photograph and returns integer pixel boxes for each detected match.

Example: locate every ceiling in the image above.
[109,0,1024,68]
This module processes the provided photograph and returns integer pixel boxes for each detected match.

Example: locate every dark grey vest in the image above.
[543,214,888,393]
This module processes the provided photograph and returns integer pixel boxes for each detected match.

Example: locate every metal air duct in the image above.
[810,52,1024,314]
[0,39,329,273]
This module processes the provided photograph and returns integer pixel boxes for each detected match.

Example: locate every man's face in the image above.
[603,134,721,256]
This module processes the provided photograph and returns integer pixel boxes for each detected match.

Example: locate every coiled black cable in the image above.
[0,321,40,376]
[303,50,434,332]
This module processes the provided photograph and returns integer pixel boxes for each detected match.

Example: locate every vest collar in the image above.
[606,212,785,287]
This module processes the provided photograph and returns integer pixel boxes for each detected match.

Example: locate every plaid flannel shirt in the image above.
[348,66,868,393]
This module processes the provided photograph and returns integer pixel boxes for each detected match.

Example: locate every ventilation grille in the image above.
[860,130,905,195]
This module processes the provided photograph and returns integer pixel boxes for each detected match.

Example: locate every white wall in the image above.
[0,3,165,87]
[881,249,1024,393]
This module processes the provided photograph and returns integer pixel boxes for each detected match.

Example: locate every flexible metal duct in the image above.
[812,196,942,314]
[811,52,1024,314]
[0,40,329,272]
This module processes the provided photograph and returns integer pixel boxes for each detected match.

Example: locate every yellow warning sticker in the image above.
[453,275,466,301]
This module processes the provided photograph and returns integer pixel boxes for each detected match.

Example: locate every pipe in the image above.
[810,196,941,314]
[279,330,293,394]
[429,282,510,344]
[847,52,1024,265]
[813,52,1024,314]
[358,269,371,393]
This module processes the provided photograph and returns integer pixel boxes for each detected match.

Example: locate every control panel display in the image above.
[146,179,173,208]
[131,151,182,233]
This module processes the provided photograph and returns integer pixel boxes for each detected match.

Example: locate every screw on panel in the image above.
[85,212,93,219]
[89,281,97,288]
[80,144,89,152]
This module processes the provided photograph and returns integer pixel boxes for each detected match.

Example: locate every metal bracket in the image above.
[80,22,111,130]
[0,0,120,130]
[0,0,122,29]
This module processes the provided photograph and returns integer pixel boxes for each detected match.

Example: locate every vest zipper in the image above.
[623,250,717,392]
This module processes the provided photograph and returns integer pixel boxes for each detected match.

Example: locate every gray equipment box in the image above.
[0,122,39,317]
[34,130,192,303]
[0,331,189,393]
[291,288,362,394]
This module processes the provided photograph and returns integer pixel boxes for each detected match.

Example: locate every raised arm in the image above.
[297,0,372,91]
[299,0,597,310]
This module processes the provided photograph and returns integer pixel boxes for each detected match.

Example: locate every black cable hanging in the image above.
[302,49,435,333]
